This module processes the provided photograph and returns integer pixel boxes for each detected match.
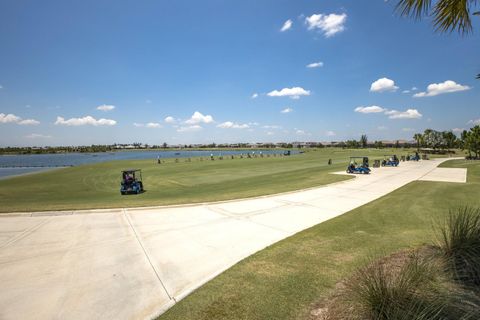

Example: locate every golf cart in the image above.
[407,152,420,161]
[120,169,144,195]
[346,157,371,174]
[381,155,399,167]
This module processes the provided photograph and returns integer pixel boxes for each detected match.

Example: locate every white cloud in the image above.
[370,77,399,92]
[18,119,40,125]
[177,125,202,132]
[325,130,336,136]
[281,107,293,113]
[468,119,480,125]
[0,113,40,125]
[267,86,310,99]
[146,122,161,128]
[55,116,116,126]
[0,113,21,123]
[96,104,115,112]
[266,131,275,136]
[185,111,214,124]
[217,121,249,129]
[385,109,422,119]
[164,116,177,124]
[133,123,144,127]
[25,133,52,139]
[280,19,293,32]
[402,127,415,132]
[412,87,418,91]
[402,90,411,94]
[306,61,324,68]
[305,13,347,37]
[377,126,388,131]
[414,80,471,97]
[262,125,281,129]
[296,129,307,135]
[251,93,259,99]
[452,128,464,133]
[354,106,386,114]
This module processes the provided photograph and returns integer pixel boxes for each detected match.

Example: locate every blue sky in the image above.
[0,0,478,146]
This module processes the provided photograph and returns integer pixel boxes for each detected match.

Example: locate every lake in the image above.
[0,149,292,179]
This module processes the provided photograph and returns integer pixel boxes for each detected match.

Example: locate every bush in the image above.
[438,207,480,287]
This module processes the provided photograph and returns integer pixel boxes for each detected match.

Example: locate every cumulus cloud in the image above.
[354,106,386,113]
[281,107,293,113]
[307,61,324,68]
[414,80,471,97]
[305,13,347,37]
[177,125,202,132]
[55,116,116,126]
[18,119,40,125]
[325,130,336,136]
[146,122,161,128]
[468,119,480,125]
[267,87,310,99]
[452,128,464,133]
[185,111,214,125]
[164,116,177,124]
[280,19,292,32]
[0,113,40,125]
[263,125,281,129]
[251,93,259,99]
[0,113,21,123]
[385,109,422,119]
[25,133,52,139]
[355,106,422,120]
[96,104,115,112]
[217,121,249,129]
[296,129,307,135]
[370,78,399,92]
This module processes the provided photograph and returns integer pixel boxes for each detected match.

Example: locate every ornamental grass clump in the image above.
[438,207,480,287]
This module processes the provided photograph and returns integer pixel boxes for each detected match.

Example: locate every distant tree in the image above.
[162,142,167,149]
[413,133,424,151]
[374,140,384,149]
[442,131,458,149]
[360,134,368,148]
[395,140,400,149]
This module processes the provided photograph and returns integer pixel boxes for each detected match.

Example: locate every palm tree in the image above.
[360,134,368,148]
[413,133,424,151]
[396,1,479,78]
[396,0,479,34]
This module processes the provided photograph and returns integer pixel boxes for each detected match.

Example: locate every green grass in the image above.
[0,148,410,213]
[157,159,480,320]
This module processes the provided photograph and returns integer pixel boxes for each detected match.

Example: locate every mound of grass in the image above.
[316,248,479,320]
[438,207,480,287]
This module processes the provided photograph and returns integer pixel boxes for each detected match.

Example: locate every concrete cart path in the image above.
[0,158,464,320]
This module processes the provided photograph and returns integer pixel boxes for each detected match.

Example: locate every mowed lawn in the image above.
[0,148,403,213]
[158,159,480,320]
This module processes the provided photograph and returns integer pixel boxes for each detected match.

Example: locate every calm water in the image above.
[0,150,292,179]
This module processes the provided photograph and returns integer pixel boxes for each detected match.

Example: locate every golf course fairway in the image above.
[0,148,414,213]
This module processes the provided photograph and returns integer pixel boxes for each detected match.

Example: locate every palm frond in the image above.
[396,0,433,19]
[433,0,474,34]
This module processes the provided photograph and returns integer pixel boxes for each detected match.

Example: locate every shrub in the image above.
[438,207,480,287]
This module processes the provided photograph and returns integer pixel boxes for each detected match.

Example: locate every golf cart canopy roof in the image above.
[121,169,141,173]
[349,156,368,159]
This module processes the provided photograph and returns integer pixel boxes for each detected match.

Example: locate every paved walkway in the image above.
[0,158,464,320]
